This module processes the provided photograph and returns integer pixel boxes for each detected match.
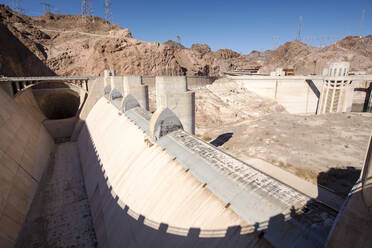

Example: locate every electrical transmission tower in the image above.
[40,1,53,13]
[176,35,181,44]
[81,0,94,22]
[272,36,280,49]
[12,0,26,14]
[296,16,303,41]
[359,9,366,38]
[104,0,113,23]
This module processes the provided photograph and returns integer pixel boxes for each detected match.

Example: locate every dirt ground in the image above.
[195,79,372,198]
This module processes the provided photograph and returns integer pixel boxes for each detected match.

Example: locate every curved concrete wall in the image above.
[0,88,54,247]
[77,98,271,247]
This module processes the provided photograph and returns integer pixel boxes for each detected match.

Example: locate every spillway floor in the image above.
[15,142,97,247]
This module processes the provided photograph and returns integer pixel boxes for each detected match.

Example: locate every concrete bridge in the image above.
[0,73,371,247]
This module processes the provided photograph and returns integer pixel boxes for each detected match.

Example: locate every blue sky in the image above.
[1,0,371,54]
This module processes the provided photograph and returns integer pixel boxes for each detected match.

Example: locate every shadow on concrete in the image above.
[354,82,372,112]
[317,166,361,198]
[305,79,321,113]
[210,132,233,147]
[77,124,273,248]
[75,120,362,247]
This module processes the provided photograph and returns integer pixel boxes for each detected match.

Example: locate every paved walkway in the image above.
[15,142,97,247]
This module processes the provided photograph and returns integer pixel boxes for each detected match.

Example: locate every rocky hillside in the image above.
[0,4,371,77]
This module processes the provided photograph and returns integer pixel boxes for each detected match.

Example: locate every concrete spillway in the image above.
[0,77,345,248]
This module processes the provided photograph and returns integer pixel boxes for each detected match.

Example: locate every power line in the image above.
[272,36,280,49]
[12,0,26,14]
[104,0,112,23]
[40,1,53,13]
[81,0,94,22]
[296,16,303,41]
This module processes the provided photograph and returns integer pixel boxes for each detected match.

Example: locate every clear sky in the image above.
[1,0,371,54]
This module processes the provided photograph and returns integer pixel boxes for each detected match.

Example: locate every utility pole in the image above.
[296,16,303,41]
[359,9,366,38]
[104,0,113,23]
[40,1,53,13]
[81,0,94,22]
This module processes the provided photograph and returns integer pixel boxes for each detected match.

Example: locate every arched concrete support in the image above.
[109,76,124,109]
[104,84,111,100]
[155,76,195,134]
[149,107,183,141]
[123,76,149,110]
[122,94,140,112]
[110,88,123,110]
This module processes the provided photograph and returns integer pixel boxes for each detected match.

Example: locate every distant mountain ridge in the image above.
[0,4,371,77]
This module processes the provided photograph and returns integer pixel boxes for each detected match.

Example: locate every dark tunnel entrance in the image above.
[33,85,81,120]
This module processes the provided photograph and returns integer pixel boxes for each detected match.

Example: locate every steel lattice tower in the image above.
[12,0,26,14]
[40,1,53,13]
[296,16,303,41]
[81,0,94,22]
[104,0,113,23]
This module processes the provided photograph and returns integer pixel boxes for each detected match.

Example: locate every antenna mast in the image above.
[359,9,366,38]
[297,16,303,41]
[104,0,113,23]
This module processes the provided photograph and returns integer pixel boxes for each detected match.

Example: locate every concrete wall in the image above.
[43,117,77,141]
[76,98,271,248]
[0,88,54,247]
[234,78,323,114]
[155,76,195,134]
[71,78,104,141]
[326,136,372,247]
[143,76,215,112]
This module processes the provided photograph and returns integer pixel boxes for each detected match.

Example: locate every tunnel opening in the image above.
[33,85,81,120]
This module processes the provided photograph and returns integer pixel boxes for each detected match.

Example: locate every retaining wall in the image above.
[0,88,54,247]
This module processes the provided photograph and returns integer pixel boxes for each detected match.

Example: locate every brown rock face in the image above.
[0,4,371,77]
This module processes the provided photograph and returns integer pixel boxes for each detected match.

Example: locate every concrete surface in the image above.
[0,88,54,247]
[43,117,77,141]
[71,78,104,141]
[326,135,372,247]
[123,76,149,110]
[15,142,97,247]
[74,96,337,247]
[155,76,195,134]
